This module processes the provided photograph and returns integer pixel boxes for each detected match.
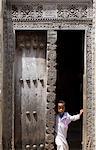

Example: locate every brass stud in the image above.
[26,144,30,149]
[26,78,30,83]
[40,43,44,49]
[25,41,31,49]
[33,144,37,149]
[33,111,36,115]
[19,43,25,49]
[26,111,30,115]
[40,144,44,148]
[19,78,23,84]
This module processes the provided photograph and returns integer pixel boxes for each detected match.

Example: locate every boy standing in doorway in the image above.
[55,100,83,150]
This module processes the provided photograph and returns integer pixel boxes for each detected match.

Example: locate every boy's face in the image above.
[58,103,65,113]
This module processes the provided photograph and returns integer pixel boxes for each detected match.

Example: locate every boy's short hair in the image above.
[58,100,65,105]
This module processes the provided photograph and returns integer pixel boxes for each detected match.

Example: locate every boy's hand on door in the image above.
[80,109,83,116]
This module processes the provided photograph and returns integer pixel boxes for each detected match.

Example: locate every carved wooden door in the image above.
[14,31,47,150]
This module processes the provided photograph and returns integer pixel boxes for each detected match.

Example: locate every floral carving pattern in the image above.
[12,4,92,21]
[57,5,88,19]
[12,4,43,21]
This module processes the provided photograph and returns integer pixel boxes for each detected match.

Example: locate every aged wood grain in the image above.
[15,31,47,150]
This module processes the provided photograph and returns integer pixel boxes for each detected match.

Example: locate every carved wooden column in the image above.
[93,0,96,149]
[85,25,94,150]
[0,0,3,149]
[46,30,57,150]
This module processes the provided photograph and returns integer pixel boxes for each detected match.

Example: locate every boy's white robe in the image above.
[55,112,80,150]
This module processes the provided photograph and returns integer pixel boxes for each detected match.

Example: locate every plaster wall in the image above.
[0,0,3,149]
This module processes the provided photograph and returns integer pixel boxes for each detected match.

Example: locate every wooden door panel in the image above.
[15,31,47,150]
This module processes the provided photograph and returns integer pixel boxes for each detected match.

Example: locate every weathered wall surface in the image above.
[8,0,93,3]
[93,0,96,149]
[0,0,3,149]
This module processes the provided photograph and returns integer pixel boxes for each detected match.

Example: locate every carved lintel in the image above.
[11,4,92,21]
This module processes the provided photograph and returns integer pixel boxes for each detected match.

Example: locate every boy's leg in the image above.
[57,144,69,150]
[57,145,64,150]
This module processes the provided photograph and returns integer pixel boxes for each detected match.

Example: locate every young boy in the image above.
[55,100,83,150]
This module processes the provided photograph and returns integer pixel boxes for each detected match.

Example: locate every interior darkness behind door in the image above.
[56,30,84,150]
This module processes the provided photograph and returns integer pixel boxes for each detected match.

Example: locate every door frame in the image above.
[3,2,95,150]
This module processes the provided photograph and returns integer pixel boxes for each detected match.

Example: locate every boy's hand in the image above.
[80,109,83,116]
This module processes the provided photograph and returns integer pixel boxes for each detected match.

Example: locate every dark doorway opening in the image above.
[56,30,85,150]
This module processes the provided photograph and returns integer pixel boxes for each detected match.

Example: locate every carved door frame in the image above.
[3,2,95,150]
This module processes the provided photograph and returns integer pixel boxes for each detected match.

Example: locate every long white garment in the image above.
[55,112,80,150]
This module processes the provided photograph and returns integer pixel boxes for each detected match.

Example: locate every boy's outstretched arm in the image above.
[69,109,83,121]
